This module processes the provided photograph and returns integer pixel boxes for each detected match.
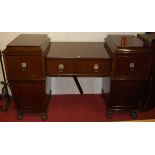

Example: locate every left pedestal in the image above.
[3,34,51,120]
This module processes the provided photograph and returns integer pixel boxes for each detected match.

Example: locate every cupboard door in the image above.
[9,80,46,112]
[108,80,147,111]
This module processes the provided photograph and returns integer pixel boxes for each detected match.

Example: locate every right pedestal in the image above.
[104,35,152,119]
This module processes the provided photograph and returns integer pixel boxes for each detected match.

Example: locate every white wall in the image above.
[0,32,138,94]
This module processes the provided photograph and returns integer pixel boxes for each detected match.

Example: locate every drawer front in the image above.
[4,55,44,79]
[75,59,111,76]
[46,59,74,75]
[112,56,151,78]
[46,59,111,76]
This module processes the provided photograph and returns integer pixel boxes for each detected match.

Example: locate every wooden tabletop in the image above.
[106,35,144,48]
[47,42,110,59]
[7,34,48,47]
[105,35,151,54]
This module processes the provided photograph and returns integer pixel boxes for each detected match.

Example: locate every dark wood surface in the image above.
[137,33,155,73]
[6,34,51,56]
[9,80,46,112]
[105,35,153,115]
[105,35,151,56]
[3,34,51,118]
[47,42,110,58]
[3,34,155,120]
[111,55,151,80]
[108,80,147,111]
[4,55,45,80]
[8,34,48,47]
[46,58,111,76]
[46,42,111,76]
[137,33,155,111]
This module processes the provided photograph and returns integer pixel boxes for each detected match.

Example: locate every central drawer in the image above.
[46,58,111,76]
[74,59,111,76]
[46,59,75,75]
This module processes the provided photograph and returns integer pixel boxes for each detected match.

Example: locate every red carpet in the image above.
[0,94,155,122]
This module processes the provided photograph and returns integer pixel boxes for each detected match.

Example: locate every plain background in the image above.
[0,1,155,155]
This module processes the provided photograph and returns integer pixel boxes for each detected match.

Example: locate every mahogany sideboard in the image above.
[2,34,155,120]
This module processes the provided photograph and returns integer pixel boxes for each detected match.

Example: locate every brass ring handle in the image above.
[58,64,64,72]
[129,62,135,71]
[21,62,27,71]
[94,64,99,72]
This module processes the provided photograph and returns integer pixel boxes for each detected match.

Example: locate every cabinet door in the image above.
[9,80,46,112]
[108,80,147,111]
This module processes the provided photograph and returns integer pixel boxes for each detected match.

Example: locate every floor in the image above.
[0,94,155,122]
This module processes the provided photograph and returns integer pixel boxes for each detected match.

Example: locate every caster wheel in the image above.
[41,113,48,121]
[131,112,137,120]
[17,113,23,120]
[106,111,112,119]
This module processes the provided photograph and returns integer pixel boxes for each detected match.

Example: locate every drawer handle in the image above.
[58,64,64,72]
[21,62,27,71]
[94,64,99,72]
[129,62,135,71]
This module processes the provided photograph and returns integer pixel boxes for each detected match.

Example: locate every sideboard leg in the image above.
[16,112,24,120]
[131,111,137,120]
[73,75,83,95]
[41,113,48,121]
[106,111,113,119]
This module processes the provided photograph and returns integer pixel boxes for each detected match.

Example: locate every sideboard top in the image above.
[105,35,152,55]
[105,35,144,48]
[47,42,111,59]
[7,34,48,47]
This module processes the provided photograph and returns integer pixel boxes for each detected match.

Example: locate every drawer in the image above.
[46,59,74,75]
[4,55,45,79]
[75,59,111,76]
[112,56,151,79]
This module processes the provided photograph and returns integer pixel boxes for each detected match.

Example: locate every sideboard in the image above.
[2,33,155,120]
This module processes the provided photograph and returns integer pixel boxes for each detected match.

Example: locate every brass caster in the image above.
[17,112,23,120]
[41,113,48,121]
[106,111,112,119]
[131,111,137,120]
